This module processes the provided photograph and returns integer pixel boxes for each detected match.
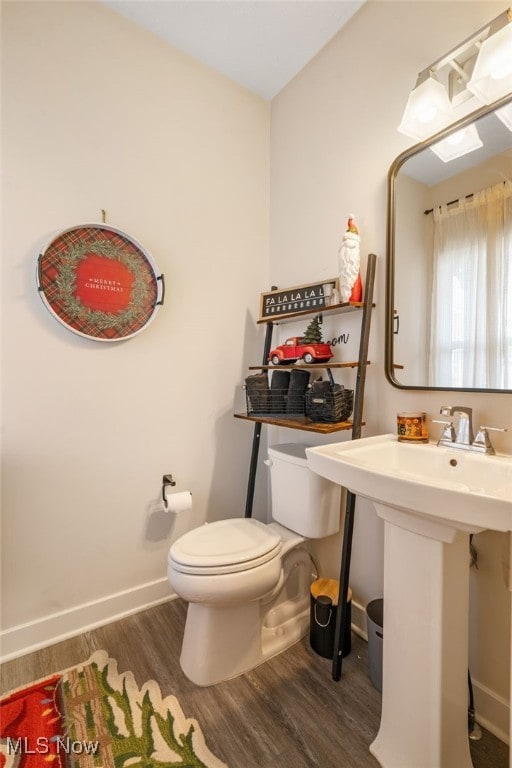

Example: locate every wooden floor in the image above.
[1,599,508,768]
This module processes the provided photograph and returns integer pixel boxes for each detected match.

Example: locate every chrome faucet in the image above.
[440,405,474,445]
[433,405,507,454]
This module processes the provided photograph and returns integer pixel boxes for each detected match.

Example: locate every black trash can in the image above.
[366,598,384,692]
[310,578,352,659]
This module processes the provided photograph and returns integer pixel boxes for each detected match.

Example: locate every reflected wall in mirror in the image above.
[386,96,512,392]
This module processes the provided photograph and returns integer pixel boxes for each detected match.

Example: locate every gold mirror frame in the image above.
[385,93,512,394]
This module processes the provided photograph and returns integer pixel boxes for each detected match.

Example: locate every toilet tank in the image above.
[267,443,340,538]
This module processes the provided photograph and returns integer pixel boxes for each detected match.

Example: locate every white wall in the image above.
[270,0,512,742]
[1,1,270,657]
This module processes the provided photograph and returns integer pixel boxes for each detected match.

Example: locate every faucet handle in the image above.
[432,419,455,443]
[472,426,508,455]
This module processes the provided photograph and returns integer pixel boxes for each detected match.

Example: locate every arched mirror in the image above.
[386,95,512,393]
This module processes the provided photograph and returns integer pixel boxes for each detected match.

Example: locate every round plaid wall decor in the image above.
[37,224,164,341]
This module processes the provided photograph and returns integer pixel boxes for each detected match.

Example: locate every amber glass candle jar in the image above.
[397,412,428,443]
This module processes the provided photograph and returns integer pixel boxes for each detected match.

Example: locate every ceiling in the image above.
[102,0,365,100]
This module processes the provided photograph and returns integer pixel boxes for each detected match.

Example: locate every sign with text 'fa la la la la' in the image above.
[259,278,339,322]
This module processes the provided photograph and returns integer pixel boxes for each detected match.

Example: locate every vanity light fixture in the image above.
[430,124,483,162]
[398,8,512,142]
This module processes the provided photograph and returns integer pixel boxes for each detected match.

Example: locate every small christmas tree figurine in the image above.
[302,315,323,343]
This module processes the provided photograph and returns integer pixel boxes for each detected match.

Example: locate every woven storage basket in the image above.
[305,385,353,423]
[246,388,306,416]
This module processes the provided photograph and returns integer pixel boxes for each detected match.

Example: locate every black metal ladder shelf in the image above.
[235,252,377,680]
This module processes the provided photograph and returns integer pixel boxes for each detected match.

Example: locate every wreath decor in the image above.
[37,225,162,341]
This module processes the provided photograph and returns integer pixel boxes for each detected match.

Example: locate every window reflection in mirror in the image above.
[387,97,512,393]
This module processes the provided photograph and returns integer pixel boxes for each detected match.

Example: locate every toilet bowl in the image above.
[167,443,340,686]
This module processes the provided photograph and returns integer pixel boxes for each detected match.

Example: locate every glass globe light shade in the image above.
[467,23,512,103]
[430,124,483,162]
[496,103,512,131]
[398,75,454,140]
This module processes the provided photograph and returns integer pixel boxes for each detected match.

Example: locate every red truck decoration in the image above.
[268,337,333,365]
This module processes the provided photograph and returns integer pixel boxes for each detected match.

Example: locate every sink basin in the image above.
[306,433,512,533]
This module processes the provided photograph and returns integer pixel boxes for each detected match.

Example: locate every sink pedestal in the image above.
[306,434,512,767]
[370,503,475,768]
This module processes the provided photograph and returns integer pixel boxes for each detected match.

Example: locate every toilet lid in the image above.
[169,518,282,575]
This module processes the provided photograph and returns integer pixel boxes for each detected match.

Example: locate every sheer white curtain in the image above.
[429,180,512,388]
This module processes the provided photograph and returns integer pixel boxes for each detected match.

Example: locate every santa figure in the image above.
[338,215,362,303]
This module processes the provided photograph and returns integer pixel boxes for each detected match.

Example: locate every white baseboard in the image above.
[0,578,175,663]
[350,599,368,641]
[350,600,509,746]
[472,677,510,745]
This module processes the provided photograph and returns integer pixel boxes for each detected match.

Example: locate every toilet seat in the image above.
[169,518,282,576]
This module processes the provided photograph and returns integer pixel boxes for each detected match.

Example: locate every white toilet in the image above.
[167,443,340,686]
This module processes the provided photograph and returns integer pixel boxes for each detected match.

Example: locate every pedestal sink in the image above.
[306,434,512,768]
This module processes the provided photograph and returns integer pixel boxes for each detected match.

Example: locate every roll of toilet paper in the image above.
[164,490,192,514]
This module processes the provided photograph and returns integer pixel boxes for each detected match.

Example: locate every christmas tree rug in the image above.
[0,650,227,768]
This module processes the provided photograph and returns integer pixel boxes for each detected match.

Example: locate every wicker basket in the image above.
[245,369,311,416]
[305,384,353,423]
[245,387,307,416]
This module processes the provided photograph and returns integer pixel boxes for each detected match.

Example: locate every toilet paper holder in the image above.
[162,474,176,504]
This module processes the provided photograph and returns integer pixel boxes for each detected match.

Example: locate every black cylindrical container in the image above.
[310,579,351,659]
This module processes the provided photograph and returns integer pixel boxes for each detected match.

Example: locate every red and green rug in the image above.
[0,651,227,768]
